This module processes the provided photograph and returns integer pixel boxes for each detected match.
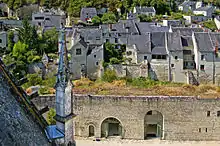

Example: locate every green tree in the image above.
[46,108,56,125]
[101,12,117,24]
[7,31,15,53]
[41,27,58,53]
[92,15,101,25]
[138,14,152,22]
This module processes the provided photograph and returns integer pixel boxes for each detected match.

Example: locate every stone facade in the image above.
[73,94,220,141]
[33,94,220,141]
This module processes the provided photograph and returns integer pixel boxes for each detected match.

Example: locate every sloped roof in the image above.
[151,32,167,55]
[172,27,203,36]
[180,1,196,7]
[134,7,155,13]
[194,6,213,11]
[194,32,213,52]
[167,32,182,51]
[80,7,97,21]
[127,33,151,54]
[0,59,49,145]
[137,22,169,34]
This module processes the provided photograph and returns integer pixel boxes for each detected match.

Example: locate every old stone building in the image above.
[33,94,220,141]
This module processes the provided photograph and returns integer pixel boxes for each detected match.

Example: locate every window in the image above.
[76,48,81,55]
[45,18,50,20]
[96,62,99,66]
[0,39,2,43]
[144,56,147,60]
[205,128,207,132]
[34,17,44,20]
[201,55,205,60]
[175,56,178,60]
[171,64,174,68]
[199,128,201,133]
[96,37,100,40]
[200,65,205,71]
[106,39,109,42]
[115,38,118,43]
[217,111,220,117]
[127,51,132,56]
[207,111,210,117]
[94,55,96,58]
[152,55,166,60]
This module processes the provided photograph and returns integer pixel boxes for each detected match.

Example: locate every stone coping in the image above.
[37,94,220,100]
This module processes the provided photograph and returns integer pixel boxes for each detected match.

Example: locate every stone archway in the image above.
[144,110,163,140]
[89,125,95,137]
[101,117,122,138]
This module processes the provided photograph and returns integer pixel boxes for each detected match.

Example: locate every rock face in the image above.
[0,71,49,145]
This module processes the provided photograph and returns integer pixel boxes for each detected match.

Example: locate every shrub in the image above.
[102,69,117,82]
[216,86,220,93]
[73,78,93,87]
[198,84,216,93]
[113,80,126,87]
[110,57,120,64]
[39,86,51,95]
[23,73,42,89]
[46,108,56,125]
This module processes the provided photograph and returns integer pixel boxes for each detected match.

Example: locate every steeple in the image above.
[46,28,75,145]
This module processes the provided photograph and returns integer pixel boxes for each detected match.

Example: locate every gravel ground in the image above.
[76,139,220,146]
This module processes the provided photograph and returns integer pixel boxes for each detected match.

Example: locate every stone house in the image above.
[32,7,66,29]
[183,15,209,25]
[162,20,182,27]
[133,6,156,16]
[193,32,220,84]
[0,31,7,49]
[178,1,202,13]
[69,34,104,80]
[193,6,214,18]
[80,7,97,23]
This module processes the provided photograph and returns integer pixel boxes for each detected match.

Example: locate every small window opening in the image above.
[205,128,207,132]
[201,55,205,60]
[175,56,178,60]
[171,64,174,68]
[96,62,99,66]
[144,56,147,60]
[199,128,201,132]
[207,111,210,117]
[94,55,96,58]
[200,65,205,71]
[217,111,220,117]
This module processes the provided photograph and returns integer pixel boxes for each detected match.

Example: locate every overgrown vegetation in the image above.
[23,72,56,95]
[202,20,217,31]
[103,42,126,68]
[2,19,58,79]
[46,108,56,125]
[72,69,220,98]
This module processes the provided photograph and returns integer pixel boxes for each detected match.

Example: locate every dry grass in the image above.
[72,78,220,98]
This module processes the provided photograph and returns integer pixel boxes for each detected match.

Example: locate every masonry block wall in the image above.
[73,94,220,141]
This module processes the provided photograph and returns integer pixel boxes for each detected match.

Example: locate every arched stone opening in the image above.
[101,117,122,138]
[89,125,95,137]
[144,110,163,140]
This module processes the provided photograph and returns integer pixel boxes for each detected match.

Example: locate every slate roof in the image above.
[194,6,213,11]
[127,33,151,53]
[167,32,182,51]
[136,22,169,34]
[180,1,196,7]
[134,7,155,13]
[0,60,49,145]
[194,32,213,52]
[80,7,97,21]
[171,27,203,36]
[151,32,167,55]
